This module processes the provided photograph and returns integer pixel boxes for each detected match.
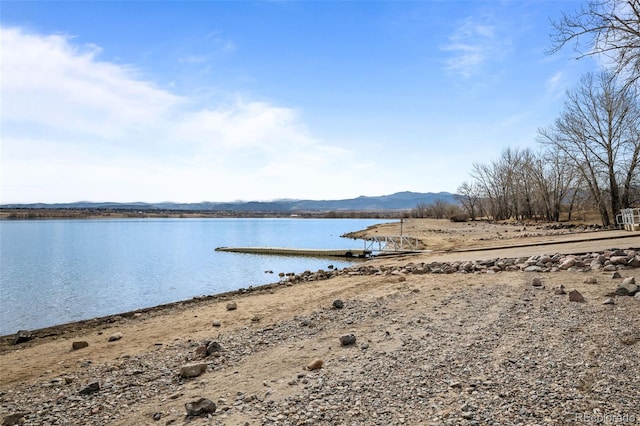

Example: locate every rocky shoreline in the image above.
[4,245,637,347]
[1,246,639,425]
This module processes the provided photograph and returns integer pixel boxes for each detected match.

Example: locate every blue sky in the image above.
[0,1,598,203]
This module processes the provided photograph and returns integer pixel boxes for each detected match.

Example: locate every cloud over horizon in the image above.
[1,27,360,203]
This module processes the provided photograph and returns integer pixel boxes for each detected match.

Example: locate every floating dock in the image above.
[215,247,372,258]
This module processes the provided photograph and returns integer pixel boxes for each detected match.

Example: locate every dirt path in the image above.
[400,233,640,264]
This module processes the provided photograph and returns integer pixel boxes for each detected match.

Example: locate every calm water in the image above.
[0,218,389,335]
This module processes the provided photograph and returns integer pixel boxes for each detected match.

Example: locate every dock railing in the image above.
[362,235,422,252]
[616,208,640,231]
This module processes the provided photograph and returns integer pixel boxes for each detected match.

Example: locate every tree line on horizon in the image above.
[454,0,640,227]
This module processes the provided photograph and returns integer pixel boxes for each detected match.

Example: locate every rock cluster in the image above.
[276,249,640,285]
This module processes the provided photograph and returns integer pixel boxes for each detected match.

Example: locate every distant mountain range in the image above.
[1,191,457,212]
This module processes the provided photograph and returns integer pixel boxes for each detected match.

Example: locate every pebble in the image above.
[307,359,324,370]
[72,341,89,350]
[185,397,216,416]
[568,290,585,303]
[108,332,123,342]
[2,412,27,426]
[12,330,32,345]
[226,302,238,311]
[553,285,566,295]
[78,381,100,395]
[206,341,222,356]
[615,280,639,296]
[339,334,356,346]
[179,363,207,378]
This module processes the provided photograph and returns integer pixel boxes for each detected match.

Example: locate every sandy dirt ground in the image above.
[1,219,639,425]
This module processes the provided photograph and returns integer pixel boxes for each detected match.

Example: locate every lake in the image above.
[0,218,390,335]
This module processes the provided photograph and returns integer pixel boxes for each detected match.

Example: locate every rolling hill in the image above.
[1,191,457,212]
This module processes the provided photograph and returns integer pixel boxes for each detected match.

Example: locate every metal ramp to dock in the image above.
[616,208,640,231]
[361,235,422,253]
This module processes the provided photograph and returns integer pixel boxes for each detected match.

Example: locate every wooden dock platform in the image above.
[215,247,372,258]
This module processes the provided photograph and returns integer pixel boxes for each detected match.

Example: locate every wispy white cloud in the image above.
[222,40,236,53]
[0,26,358,203]
[442,16,509,78]
[178,55,211,64]
[205,30,237,53]
[545,71,566,100]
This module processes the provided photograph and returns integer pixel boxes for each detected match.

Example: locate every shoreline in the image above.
[0,280,282,344]
[0,258,377,344]
[3,239,638,347]
[0,216,387,338]
[3,224,637,344]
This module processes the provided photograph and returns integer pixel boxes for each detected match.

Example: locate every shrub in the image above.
[449,213,469,222]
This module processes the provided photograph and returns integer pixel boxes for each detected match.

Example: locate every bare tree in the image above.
[504,148,541,220]
[549,0,640,87]
[431,199,450,219]
[456,181,481,220]
[471,161,505,220]
[411,203,430,218]
[538,71,640,225]
[499,148,522,219]
[470,148,541,221]
[411,201,463,219]
[527,147,581,221]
